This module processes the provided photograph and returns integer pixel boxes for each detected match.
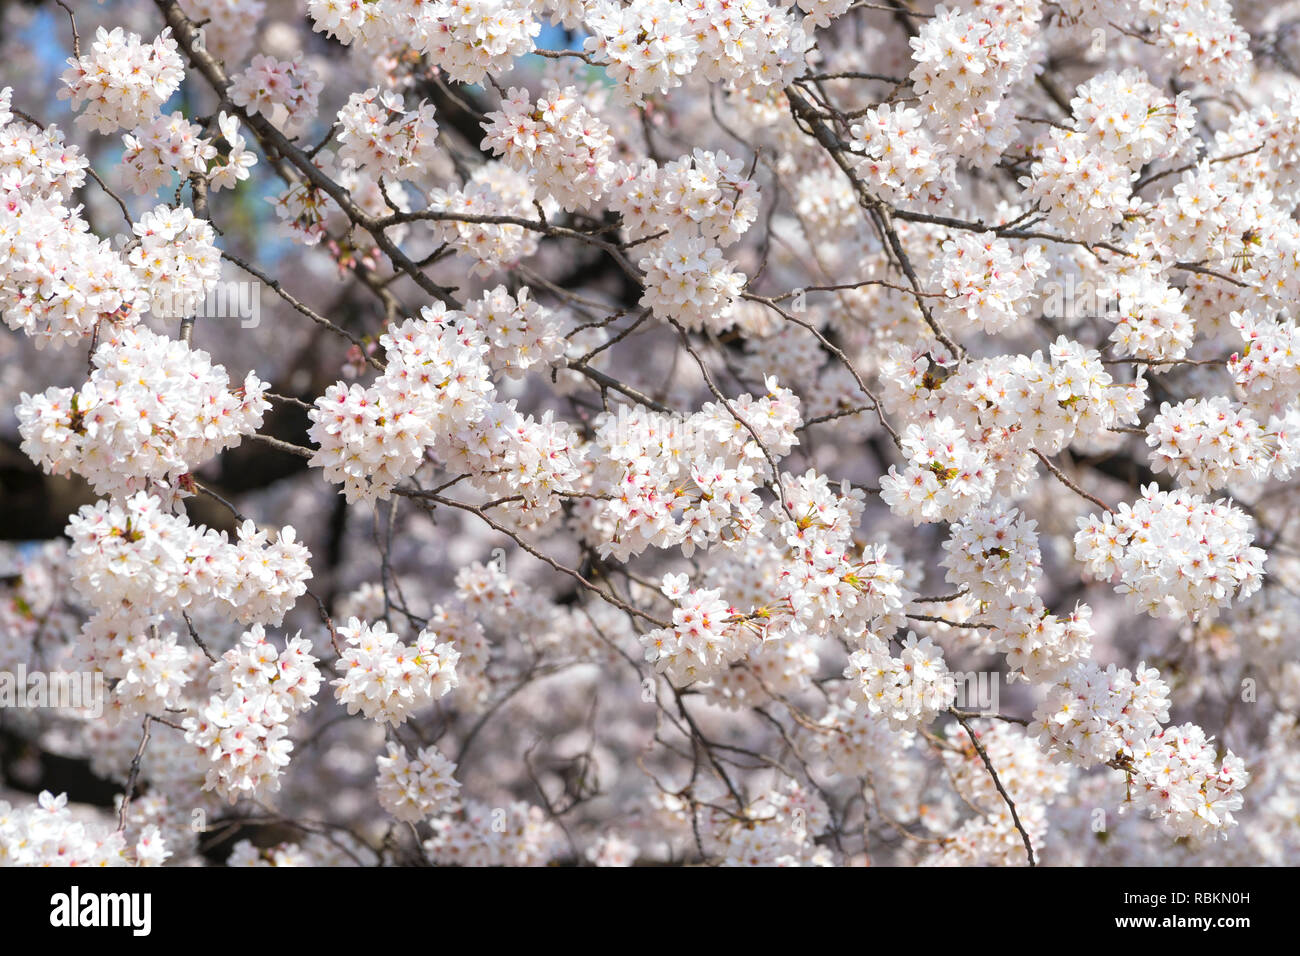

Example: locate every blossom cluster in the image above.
[307,0,541,84]
[0,791,167,866]
[331,618,460,726]
[850,104,956,207]
[121,111,214,195]
[18,325,268,498]
[1074,485,1266,620]
[337,88,440,182]
[709,782,833,866]
[639,235,747,332]
[424,800,561,866]
[308,305,494,502]
[610,150,760,248]
[375,743,461,822]
[844,631,956,730]
[1145,396,1300,493]
[0,91,144,350]
[128,204,222,321]
[1032,661,1249,839]
[482,85,614,212]
[66,492,311,628]
[879,416,994,524]
[229,54,323,138]
[909,4,1034,167]
[426,163,542,275]
[183,625,322,802]
[639,579,755,685]
[59,27,184,134]
[930,232,1047,335]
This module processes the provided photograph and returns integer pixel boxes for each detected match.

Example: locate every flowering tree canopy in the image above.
[0,0,1298,868]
